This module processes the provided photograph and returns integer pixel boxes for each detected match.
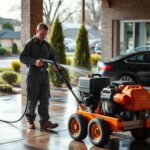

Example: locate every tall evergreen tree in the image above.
[74,25,91,69]
[49,16,69,86]
[2,22,14,30]
[12,42,18,54]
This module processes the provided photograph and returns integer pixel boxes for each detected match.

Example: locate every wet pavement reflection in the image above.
[0,88,150,149]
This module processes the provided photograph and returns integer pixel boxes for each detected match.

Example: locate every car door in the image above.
[125,52,150,86]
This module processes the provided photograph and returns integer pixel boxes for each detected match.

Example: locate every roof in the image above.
[0,29,20,39]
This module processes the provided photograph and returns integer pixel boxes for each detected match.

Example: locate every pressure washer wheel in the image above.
[88,118,110,147]
[68,113,88,141]
[131,128,150,140]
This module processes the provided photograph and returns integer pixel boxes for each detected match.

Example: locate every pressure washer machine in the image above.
[68,74,150,147]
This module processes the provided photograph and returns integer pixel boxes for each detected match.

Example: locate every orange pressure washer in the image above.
[43,60,150,147]
[68,75,150,147]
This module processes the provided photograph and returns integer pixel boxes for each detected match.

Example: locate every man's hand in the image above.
[35,59,44,67]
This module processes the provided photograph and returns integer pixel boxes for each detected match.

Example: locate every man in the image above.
[20,23,58,130]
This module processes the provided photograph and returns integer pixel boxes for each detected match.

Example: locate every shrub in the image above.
[74,25,91,69]
[0,47,7,55]
[1,71,18,85]
[66,57,72,65]
[90,54,101,65]
[12,43,18,54]
[0,84,13,93]
[49,16,70,87]
[0,67,12,72]
[0,78,7,84]
[11,60,21,72]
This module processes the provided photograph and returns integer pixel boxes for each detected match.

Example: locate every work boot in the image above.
[40,121,58,130]
[27,121,35,129]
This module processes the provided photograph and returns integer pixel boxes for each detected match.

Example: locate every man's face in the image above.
[36,28,48,41]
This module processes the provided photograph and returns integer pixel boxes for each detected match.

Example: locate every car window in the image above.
[126,53,150,63]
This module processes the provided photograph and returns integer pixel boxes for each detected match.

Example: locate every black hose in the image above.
[0,95,28,123]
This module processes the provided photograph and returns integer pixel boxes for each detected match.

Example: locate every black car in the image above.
[97,51,150,86]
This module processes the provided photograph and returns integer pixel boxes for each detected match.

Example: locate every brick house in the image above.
[101,0,150,60]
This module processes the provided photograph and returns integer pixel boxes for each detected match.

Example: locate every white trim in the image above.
[120,20,150,23]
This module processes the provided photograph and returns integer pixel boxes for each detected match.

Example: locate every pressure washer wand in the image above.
[42,59,86,111]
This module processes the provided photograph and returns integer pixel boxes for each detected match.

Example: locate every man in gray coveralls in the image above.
[20,23,58,130]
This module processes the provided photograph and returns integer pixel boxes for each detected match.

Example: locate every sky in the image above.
[0,0,21,20]
[0,0,77,21]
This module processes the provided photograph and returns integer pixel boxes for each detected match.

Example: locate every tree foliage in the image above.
[49,17,69,86]
[12,43,18,54]
[2,22,14,30]
[74,25,91,69]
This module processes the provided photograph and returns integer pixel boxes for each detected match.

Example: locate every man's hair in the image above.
[36,22,48,31]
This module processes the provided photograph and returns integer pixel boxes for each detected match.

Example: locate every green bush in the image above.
[90,54,101,65]
[49,16,70,87]
[74,25,91,69]
[0,84,13,93]
[0,78,7,84]
[0,67,12,72]
[12,43,18,54]
[0,47,7,55]
[66,57,72,65]
[11,60,21,72]
[1,71,18,85]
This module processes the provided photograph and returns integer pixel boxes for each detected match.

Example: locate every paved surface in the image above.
[0,89,150,150]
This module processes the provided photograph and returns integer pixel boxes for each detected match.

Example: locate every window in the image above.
[127,53,150,63]
[120,21,150,54]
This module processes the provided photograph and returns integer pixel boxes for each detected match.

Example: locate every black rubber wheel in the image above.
[119,74,136,83]
[88,118,110,147]
[68,113,88,141]
[131,128,150,140]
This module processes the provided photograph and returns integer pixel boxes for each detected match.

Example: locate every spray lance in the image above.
[42,59,86,111]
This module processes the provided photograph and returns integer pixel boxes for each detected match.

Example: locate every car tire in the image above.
[118,74,136,83]
[68,113,88,141]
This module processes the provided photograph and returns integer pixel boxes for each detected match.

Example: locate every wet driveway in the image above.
[0,88,150,150]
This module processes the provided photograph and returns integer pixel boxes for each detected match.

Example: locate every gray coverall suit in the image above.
[19,36,55,124]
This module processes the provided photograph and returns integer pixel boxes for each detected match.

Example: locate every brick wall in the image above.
[101,0,150,60]
[21,0,43,95]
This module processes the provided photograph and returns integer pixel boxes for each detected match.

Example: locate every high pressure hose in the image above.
[0,97,29,123]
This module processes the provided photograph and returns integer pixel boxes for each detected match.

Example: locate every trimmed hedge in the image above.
[0,84,13,92]
[0,67,12,72]
[11,60,21,72]
[90,54,101,65]
[0,47,7,55]
[1,71,18,85]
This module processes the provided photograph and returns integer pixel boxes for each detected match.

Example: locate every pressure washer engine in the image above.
[78,75,150,122]
[78,74,110,112]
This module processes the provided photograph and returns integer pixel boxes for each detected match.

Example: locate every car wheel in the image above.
[68,113,88,141]
[119,74,136,83]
